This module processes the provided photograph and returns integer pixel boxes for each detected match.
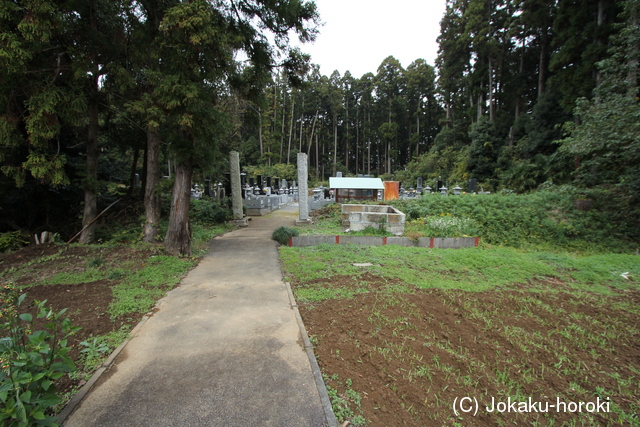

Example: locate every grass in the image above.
[281,242,640,425]
[0,218,231,345]
[108,255,197,319]
[299,190,640,254]
[281,244,639,298]
[0,201,238,417]
[324,374,367,426]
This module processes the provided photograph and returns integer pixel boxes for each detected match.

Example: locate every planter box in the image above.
[341,204,406,235]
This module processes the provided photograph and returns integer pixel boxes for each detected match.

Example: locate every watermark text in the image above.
[453,396,610,416]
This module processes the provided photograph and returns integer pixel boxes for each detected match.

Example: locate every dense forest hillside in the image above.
[1,0,639,251]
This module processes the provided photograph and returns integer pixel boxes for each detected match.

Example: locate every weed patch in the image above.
[108,255,196,319]
[272,226,299,246]
[283,244,640,426]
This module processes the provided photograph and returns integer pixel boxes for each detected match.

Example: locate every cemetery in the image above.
[2,0,640,424]
[280,193,640,426]
[2,137,639,427]
[2,167,639,427]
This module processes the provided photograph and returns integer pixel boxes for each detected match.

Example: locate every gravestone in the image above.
[296,153,312,225]
[229,151,248,226]
[468,178,477,193]
[204,179,211,197]
[417,177,423,194]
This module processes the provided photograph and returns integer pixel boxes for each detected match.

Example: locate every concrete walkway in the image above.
[63,204,336,427]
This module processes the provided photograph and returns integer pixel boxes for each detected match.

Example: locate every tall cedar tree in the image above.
[152,0,318,255]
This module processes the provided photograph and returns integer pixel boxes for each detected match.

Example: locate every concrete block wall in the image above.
[289,235,479,248]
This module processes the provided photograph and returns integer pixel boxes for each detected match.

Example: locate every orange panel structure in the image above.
[383,181,400,200]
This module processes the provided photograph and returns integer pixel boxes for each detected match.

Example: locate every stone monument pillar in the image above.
[296,153,312,225]
[229,151,248,226]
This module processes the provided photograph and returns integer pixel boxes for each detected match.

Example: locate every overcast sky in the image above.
[295,0,448,78]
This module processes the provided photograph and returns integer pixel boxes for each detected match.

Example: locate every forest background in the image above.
[1,0,639,254]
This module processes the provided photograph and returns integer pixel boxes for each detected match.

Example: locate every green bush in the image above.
[0,284,79,426]
[79,338,110,372]
[391,189,638,251]
[351,225,392,237]
[272,226,299,246]
[412,214,479,237]
[0,232,30,253]
[190,199,231,224]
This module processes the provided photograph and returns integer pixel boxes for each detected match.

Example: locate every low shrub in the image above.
[351,225,392,237]
[190,199,231,224]
[420,214,478,237]
[0,284,79,426]
[0,231,30,253]
[272,226,299,245]
[392,189,638,251]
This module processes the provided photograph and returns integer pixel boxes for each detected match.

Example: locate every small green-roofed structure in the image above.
[329,177,384,203]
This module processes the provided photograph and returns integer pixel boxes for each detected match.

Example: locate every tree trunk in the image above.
[79,96,99,244]
[280,89,286,163]
[509,126,514,157]
[143,128,161,243]
[344,98,349,173]
[165,160,193,256]
[387,141,391,174]
[322,138,325,180]
[128,147,140,196]
[367,109,371,175]
[332,114,337,176]
[489,58,495,122]
[287,96,294,164]
[299,114,303,152]
[477,82,484,121]
[595,0,605,87]
[140,142,148,201]
[538,31,548,98]
[416,113,420,157]
[306,110,318,156]
[272,84,277,162]
[627,1,638,97]
[258,106,263,156]
[355,106,359,175]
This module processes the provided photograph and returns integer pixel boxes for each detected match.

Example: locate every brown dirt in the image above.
[3,242,639,426]
[294,274,640,426]
[0,243,160,396]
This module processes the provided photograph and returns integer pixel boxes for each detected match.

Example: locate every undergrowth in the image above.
[0,284,79,427]
[392,189,638,252]
[272,226,299,245]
